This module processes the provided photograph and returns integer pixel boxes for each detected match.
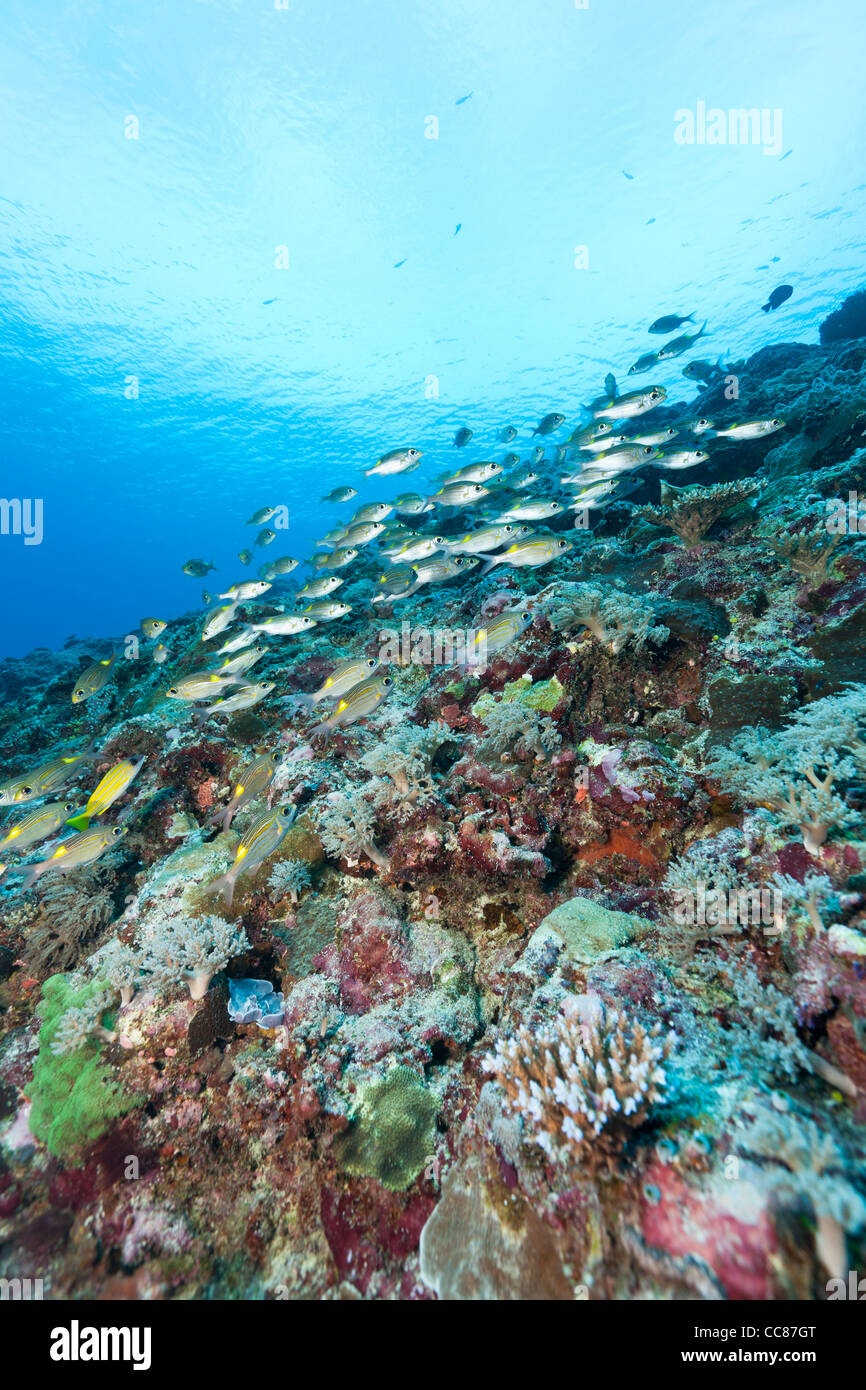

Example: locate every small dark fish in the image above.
[454,224,462,236]
[682,357,724,385]
[648,313,694,335]
[455,92,473,105]
[622,170,634,179]
[454,427,473,448]
[183,558,216,578]
[499,426,517,443]
[532,412,565,436]
[780,150,792,161]
[646,217,656,225]
[262,298,277,305]
[394,259,407,269]
[761,284,792,313]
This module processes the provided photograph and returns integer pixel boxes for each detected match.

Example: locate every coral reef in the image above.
[1,323,866,1303]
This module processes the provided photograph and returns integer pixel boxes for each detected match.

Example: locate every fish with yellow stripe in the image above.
[65,756,146,831]
[207,804,297,908]
[292,657,381,710]
[479,535,572,573]
[193,681,275,726]
[0,801,78,855]
[307,674,393,745]
[166,672,244,701]
[462,609,533,667]
[71,657,116,704]
[15,824,128,892]
[209,749,284,832]
[0,745,100,806]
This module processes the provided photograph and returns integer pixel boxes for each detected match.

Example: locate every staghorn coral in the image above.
[638,478,760,545]
[544,581,669,655]
[137,906,248,1000]
[707,685,866,853]
[483,997,675,1168]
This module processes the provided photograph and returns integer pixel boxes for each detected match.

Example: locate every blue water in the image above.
[2,0,865,658]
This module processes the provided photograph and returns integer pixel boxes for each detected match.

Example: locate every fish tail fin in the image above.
[307,720,333,746]
[65,812,91,831]
[478,555,499,576]
[761,301,771,312]
[207,870,235,910]
[16,864,40,893]
[686,313,695,322]
[193,707,210,730]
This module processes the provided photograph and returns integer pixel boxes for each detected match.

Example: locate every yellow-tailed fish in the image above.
[217,581,271,601]
[495,497,563,522]
[341,522,385,548]
[16,824,127,892]
[364,447,423,478]
[308,675,394,744]
[656,448,709,470]
[370,566,415,604]
[0,746,99,806]
[319,546,358,570]
[141,618,167,639]
[261,555,299,577]
[297,575,344,600]
[593,387,666,421]
[216,645,268,676]
[292,657,381,709]
[301,601,351,622]
[321,486,358,504]
[246,614,317,637]
[0,800,78,855]
[202,602,239,642]
[351,502,394,524]
[194,681,275,726]
[207,805,297,909]
[480,535,572,573]
[71,657,116,704]
[65,756,146,831]
[463,610,533,667]
[246,506,277,526]
[713,418,785,441]
[394,536,445,564]
[210,749,284,832]
[166,672,244,701]
[428,482,488,508]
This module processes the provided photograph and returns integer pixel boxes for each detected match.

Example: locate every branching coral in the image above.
[707,685,866,853]
[639,478,760,545]
[736,1103,866,1278]
[137,907,248,1000]
[483,997,675,1168]
[359,722,447,817]
[88,937,145,1005]
[544,581,669,655]
[315,788,390,870]
[476,700,561,764]
[760,516,844,589]
[267,857,312,904]
[50,987,118,1054]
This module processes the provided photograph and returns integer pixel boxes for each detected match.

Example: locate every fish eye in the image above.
[367,658,376,668]
[168,687,178,695]
[383,677,393,687]
[522,612,531,622]
[113,827,122,837]
[772,418,781,426]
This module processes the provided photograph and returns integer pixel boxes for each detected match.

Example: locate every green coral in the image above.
[27,974,145,1164]
[335,1065,439,1191]
[472,672,563,719]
